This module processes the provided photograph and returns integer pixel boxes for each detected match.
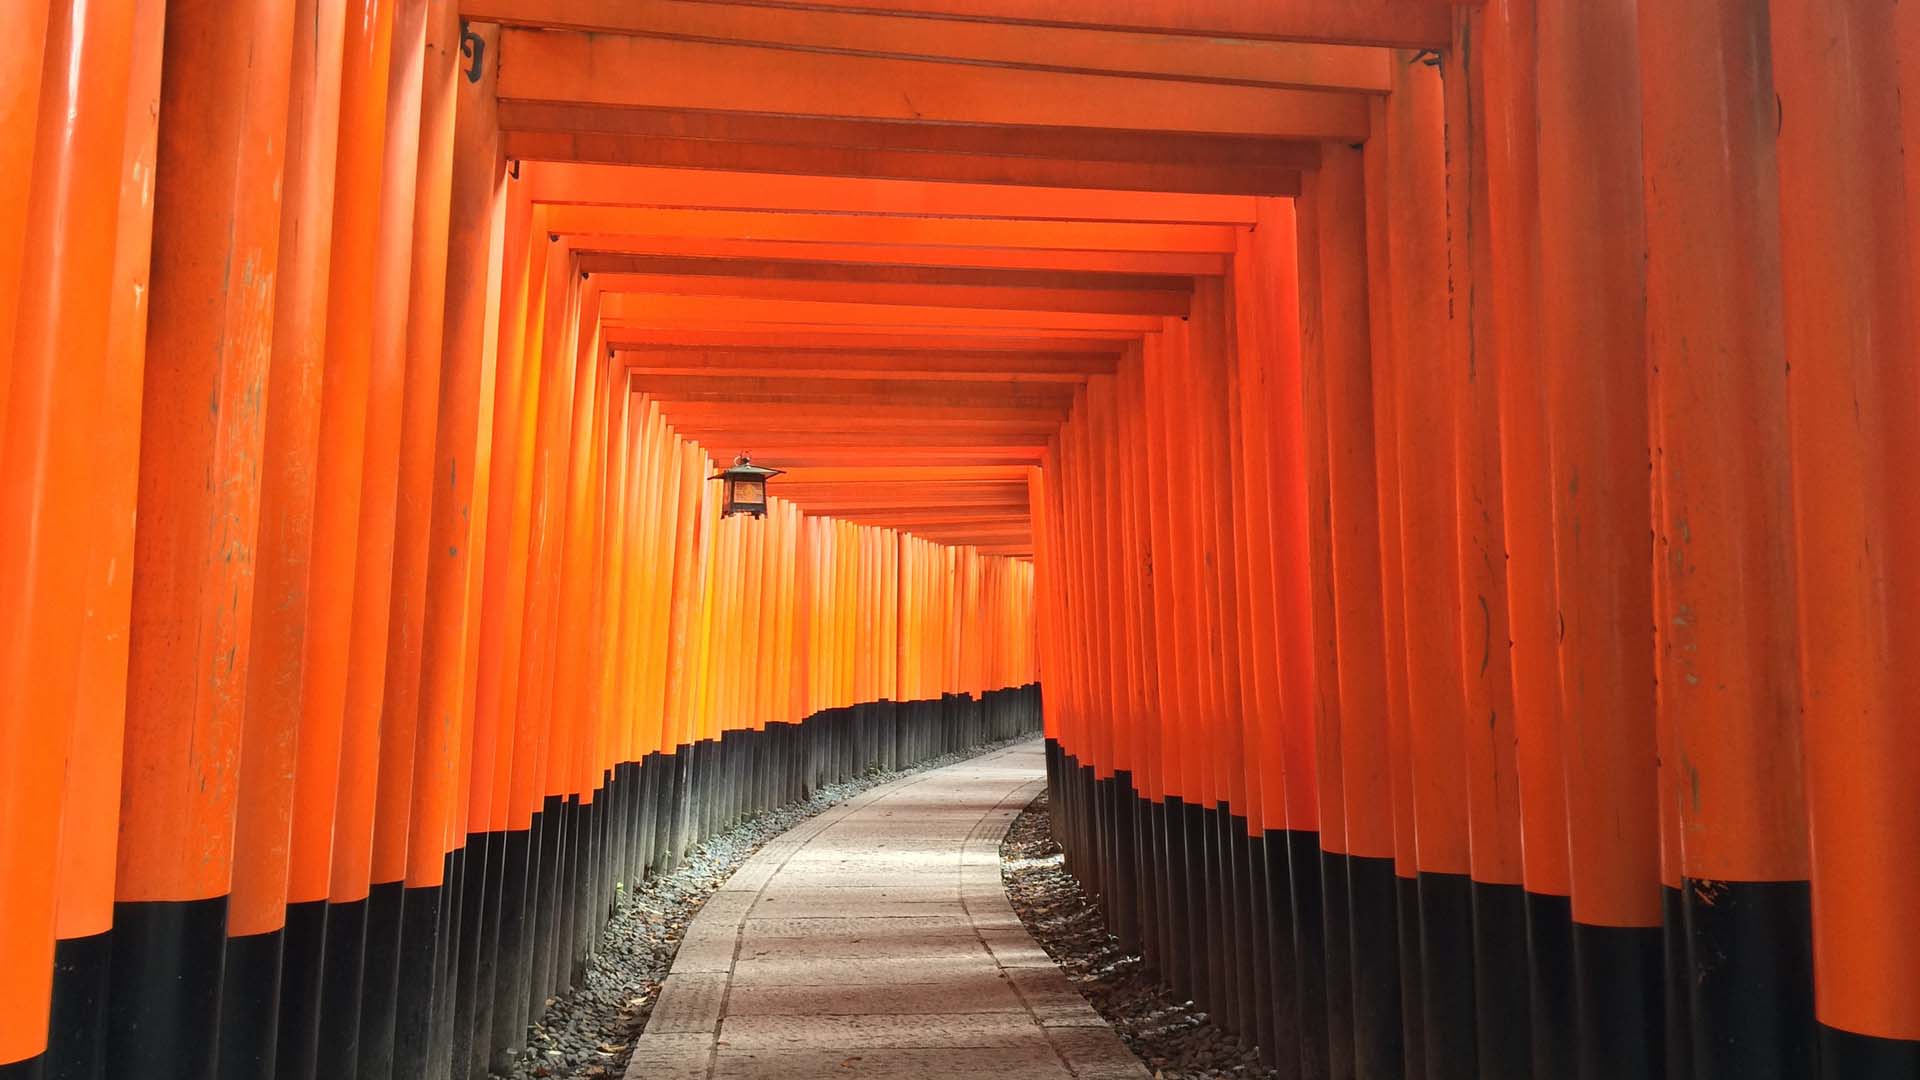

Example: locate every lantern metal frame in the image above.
[711,452,783,518]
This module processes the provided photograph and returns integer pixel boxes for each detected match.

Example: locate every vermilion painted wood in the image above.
[506,131,1304,197]
[1774,0,1920,1049]
[526,161,1264,224]
[1537,0,1662,934]
[356,0,432,902]
[59,0,163,946]
[591,273,1189,317]
[547,204,1241,254]
[1444,9,1526,894]
[461,0,1453,50]
[570,234,1231,277]
[0,0,136,1064]
[0,3,50,438]
[459,0,1391,89]
[1481,0,1571,907]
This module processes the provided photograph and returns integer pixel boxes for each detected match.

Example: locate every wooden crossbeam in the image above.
[463,0,1451,49]
[462,0,1394,88]
[497,30,1372,139]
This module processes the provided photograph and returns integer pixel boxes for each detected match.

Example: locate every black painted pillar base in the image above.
[1682,878,1815,1080]
[1417,870,1477,1080]
[106,897,229,1080]
[1571,921,1665,1079]
[215,928,284,1080]
[1349,854,1404,1080]
[46,929,113,1080]
[1397,873,1427,1080]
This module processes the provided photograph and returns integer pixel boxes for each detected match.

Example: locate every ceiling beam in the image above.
[598,293,1166,333]
[653,403,1069,424]
[462,0,1392,89]
[620,346,1118,381]
[570,235,1230,276]
[633,373,1075,408]
[605,318,1137,342]
[522,162,1263,224]
[774,465,1032,482]
[498,30,1372,139]
[464,0,1450,49]
[659,429,1050,448]
[588,273,1188,316]
[607,328,1130,352]
[506,130,1304,196]
[497,103,1323,169]
[681,448,1046,465]
[545,206,1241,252]
[580,255,1188,292]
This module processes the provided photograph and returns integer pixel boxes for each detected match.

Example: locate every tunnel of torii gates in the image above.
[1,1,1918,1079]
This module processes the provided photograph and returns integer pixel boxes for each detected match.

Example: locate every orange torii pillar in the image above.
[474,184,541,1075]
[1445,12,1532,1079]
[1241,211,1323,1079]
[220,0,344,1076]
[1640,2,1817,1078]
[2,1,146,1076]
[1479,0,1577,1074]
[45,0,161,1067]
[1538,1,1665,1075]
[1226,256,1290,1071]
[1382,47,1484,1080]
[1358,90,1425,1080]
[298,0,411,1073]
[1771,0,1920,1072]
[436,20,507,1078]
[1294,175,1349,1080]
[1308,142,1406,1080]
[105,1,294,1077]
[374,2,465,1072]
[278,0,397,1074]
[322,0,430,1069]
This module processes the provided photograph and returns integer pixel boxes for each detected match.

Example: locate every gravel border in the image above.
[1001,792,1277,1080]
[495,733,1042,1079]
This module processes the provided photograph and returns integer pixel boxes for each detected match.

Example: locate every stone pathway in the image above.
[622,741,1150,1080]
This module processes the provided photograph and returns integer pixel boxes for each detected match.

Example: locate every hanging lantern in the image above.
[711,452,783,518]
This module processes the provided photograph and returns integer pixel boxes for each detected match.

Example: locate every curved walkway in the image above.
[622,740,1148,1080]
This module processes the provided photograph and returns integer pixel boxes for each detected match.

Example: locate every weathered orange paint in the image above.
[1537,0,1660,932]
[1773,0,1920,1042]
[232,0,348,937]
[119,0,297,905]
[0,0,136,1054]
[292,0,396,906]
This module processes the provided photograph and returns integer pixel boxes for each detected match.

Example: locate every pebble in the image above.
[1000,794,1279,1080]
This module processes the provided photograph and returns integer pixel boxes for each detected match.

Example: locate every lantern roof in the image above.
[712,453,785,481]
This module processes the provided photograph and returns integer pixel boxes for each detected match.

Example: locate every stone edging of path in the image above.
[623,743,1149,1080]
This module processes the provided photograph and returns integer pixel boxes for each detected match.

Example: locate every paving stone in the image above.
[1005,966,1110,1027]
[724,980,1027,1016]
[709,1045,1074,1080]
[736,931,984,961]
[645,973,731,1035]
[968,908,1026,931]
[696,892,755,921]
[749,897,970,919]
[753,884,960,907]
[670,924,739,973]
[717,1012,1050,1050]
[620,1032,715,1080]
[1045,1027,1155,1079]
[741,914,976,937]
[979,928,1056,967]
[729,952,994,986]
